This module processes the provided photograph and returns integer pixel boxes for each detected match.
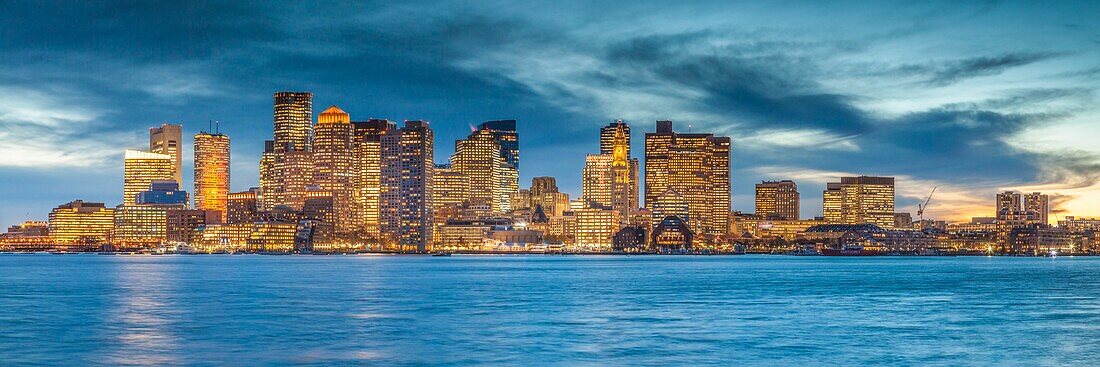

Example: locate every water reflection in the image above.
[104,256,181,365]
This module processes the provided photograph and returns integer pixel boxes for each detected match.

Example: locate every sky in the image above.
[1,0,1099,228]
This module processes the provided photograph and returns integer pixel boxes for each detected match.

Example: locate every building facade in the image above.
[194,131,230,221]
[149,123,183,185]
[123,149,175,206]
[643,120,731,241]
[755,180,800,220]
[380,120,434,251]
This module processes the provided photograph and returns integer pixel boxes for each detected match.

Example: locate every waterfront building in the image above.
[612,226,647,252]
[451,128,517,214]
[547,212,577,245]
[380,120,434,251]
[574,206,620,251]
[1059,216,1100,232]
[166,209,219,244]
[351,119,395,241]
[1007,224,1073,255]
[149,123,183,185]
[112,203,184,250]
[313,106,355,235]
[193,223,252,252]
[194,130,230,221]
[48,200,115,247]
[123,149,175,206]
[755,180,800,220]
[0,221,51,251]
[643,120,730,242]
[651,215,693,253]
[995,191,1048,227]
[247,222,298,253]
[226,188,260,224]
[823,176,896,228]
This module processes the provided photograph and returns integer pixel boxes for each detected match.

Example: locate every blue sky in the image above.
[1,1,1099,227]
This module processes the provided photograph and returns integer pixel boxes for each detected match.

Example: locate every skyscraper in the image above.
[1023,192,1050,225]
[451,128,516,214]
[259,140,279,210]
[477,119,519,169]
[822,182,843,223]
[123,149,175,206]
[381,120,434,251]
[314,106,354,235]
[643,120,731,241]
[600,119,630,157]
[150,123,183,185]
[582,122,638,221]
[273,92,313,151]
[194,130,230,221]
[826,176,895,228]
[351,119,394,241]
[755,180,800,220]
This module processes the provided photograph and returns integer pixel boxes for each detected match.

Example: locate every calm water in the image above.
[1,254,1099,366]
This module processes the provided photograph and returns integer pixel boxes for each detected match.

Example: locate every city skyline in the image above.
[3,1,1100,228]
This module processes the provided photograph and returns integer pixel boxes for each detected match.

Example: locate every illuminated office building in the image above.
[351,119,395,241]
[48,200,115,246]
[825,176,895,228]
[478,119,520,169]
[258,140,279,210]
[150,123,183,185]
[227,189,260,224]
[433,164,470,211]
[313,106,354,235]
[113,203,184,249]
[273,92,313,151]
[755,180,799,220]
[123,149,175,206]
[381,120,434,251]
[582,122,638,221]
[643,120,730,240]
[574,206,621,250]
[451,128,516,214]
[194,130,230,221]
[600,119,631,156]
[822,182,843,223]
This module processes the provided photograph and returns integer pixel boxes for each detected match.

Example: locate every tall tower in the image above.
[381,120,434,251]
[477,119,519,170]
[1023,192,1049,225]
[643,120,730,241]
[755,180,799,220]
[194,130,230,221]
[609,122,638,219]
[351,119,394,241]
[149,123,183,185]
[314,106,354,235]
[123,150,175,206]
[451,128,515,214]
[273,92,313,152]
[600,119,630,156]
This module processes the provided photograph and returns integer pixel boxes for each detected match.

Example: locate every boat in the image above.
[431,252,452,257]
[820,245,881,256]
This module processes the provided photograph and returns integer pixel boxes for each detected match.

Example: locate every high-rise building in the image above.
[351,119,395,241]
[600,119,630,157]
[1024,192,1049,225]
[997,191,1023,218]
[314,106,355,235]
[277,149,315,210]
[755,180,800,220]
[194,131,230,221]
[823,182,843,223]
[433,164,470,211]
[643,120,730,241]
[477,119,519,170]
[273,92,313,151]
[227,188,260,224]
[582,122,639,222]
[150,123,183,185]
[825,176,895,228]
[123,149,175,206]
[48,200,115,246]
[259,140,279,210]
[451,128,516,214]
[381,120,434,251]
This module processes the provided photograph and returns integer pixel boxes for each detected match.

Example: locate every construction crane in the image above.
[917,186,937,230]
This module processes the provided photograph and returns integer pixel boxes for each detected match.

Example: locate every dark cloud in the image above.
[925,53,1061,86]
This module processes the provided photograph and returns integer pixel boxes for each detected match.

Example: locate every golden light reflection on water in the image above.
[105,256,180,366]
